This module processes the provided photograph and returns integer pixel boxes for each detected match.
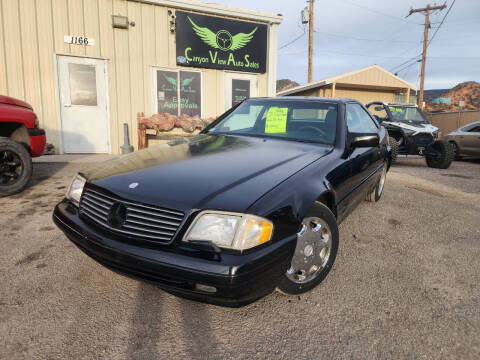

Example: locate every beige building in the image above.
[0,0,282,154]
[277,65,417,105]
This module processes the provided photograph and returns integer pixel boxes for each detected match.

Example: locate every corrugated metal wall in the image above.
[0,0,268,153]
[288,86,396,105]
[335,87,396,105]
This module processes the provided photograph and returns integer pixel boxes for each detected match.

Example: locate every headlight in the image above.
[66,174,86,206]
[183,211,273,251]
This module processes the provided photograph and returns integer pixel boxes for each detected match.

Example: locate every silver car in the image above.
[445,121,480,159]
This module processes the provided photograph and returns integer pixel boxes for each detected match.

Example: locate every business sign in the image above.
[175,11,267,73]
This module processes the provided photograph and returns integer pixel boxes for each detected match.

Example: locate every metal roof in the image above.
[277,65,417,96]
[131,0,283,23]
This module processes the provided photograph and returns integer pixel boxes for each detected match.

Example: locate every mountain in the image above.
[276,79,299,93]
[423,89,450,101]
[425,81,480,112]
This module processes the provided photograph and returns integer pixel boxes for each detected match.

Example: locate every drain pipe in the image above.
[120,123,134,154]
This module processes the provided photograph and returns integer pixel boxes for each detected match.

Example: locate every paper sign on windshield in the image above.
[265,107,288,133]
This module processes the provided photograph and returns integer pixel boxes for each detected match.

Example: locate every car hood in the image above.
[84,134,331,213]
[385,121,438,133]
[0,95,33,110]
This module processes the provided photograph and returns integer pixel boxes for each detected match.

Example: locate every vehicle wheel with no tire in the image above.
[366,163,387,202]
[388,137,398,164]
[426,139,454,169]
[0,137,33,197]
[277,202,339,295]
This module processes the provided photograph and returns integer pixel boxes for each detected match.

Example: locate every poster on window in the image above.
[179,71,202,117]
[232,79,250,107]
[156,70,178,115]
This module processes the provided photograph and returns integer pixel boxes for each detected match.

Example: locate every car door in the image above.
[344,103,384,208]
[462,124,480,155]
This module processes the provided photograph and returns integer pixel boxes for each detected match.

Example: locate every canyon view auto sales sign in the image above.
[175,11,268,73]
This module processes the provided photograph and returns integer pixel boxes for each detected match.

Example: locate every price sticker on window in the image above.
[265,107,288,133]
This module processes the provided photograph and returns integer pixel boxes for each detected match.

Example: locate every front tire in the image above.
[277,202,339,295]
[426,140,454,169]
[0,138,33,197]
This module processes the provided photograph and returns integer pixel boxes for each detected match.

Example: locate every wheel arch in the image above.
[315,191,337,219]
[0,122,30,153]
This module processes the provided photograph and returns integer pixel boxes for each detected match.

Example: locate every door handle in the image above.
[64,104,72,107]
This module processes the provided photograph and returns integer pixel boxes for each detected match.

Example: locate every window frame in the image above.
[151,66,205,118]
[467,125,480,133]
[345,102,379,134]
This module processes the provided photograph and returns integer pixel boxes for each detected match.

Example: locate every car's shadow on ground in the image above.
[28,162,68,189]
[125,283,220,359]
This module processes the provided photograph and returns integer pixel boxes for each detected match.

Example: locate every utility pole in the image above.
[308,0,314,83]
[408,3,446,109]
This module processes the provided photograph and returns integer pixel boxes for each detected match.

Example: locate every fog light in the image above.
[195,283,217,293]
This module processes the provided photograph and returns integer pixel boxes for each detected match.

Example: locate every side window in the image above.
[346,103,378,133]
[468,125,480,133]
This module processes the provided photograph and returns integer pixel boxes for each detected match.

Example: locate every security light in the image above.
[112,15,129,29]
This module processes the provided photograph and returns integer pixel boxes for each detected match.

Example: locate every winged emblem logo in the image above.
[188,16,257,52]
[162,74,194,89]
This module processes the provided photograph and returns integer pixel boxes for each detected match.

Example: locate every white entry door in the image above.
[57,56,109,153]
[224,72,258,111]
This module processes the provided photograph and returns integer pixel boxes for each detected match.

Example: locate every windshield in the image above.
[388,106,428,124]
[208,100,337,145]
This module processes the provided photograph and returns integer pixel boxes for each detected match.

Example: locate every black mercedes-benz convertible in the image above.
[53,97,391,306]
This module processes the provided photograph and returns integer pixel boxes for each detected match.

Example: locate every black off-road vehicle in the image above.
[366,102,453,169]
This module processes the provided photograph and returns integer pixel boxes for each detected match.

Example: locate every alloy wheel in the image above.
[0,150,23,186]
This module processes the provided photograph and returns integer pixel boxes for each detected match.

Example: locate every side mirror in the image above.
[374,106,383,112]
[352,134,379,148]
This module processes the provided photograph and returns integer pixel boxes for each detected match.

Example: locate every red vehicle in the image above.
[0,95,46,196]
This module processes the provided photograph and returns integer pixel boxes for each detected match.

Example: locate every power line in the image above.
[389,2,456,76]
[338,0,422,25]
[428,0,457,46]
[278,32,306,50]
[313,29,421,43]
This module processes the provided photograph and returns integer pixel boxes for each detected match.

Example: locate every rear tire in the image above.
[426,140,454,169]
[0,138,33,197]
[276,202,339,295]
[451,141,461,160]
[388,137,398,164]
[366,163,387,202]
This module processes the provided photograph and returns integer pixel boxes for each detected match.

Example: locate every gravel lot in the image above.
[1,158,479,359]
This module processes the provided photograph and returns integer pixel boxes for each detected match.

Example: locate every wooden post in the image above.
[137,112,146,150]
[138,126,146,150]
[331,83,336,98]
[408,3,446,109]
[307,0,314,83]
[405,88,410,104]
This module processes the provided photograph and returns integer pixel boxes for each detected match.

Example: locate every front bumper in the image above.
[28,128,46,157]
[53,200,296,307]
[399,133,435,155]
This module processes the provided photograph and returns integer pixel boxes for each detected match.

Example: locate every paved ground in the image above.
[1,157,480,359]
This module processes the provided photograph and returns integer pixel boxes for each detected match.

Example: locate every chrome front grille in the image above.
[79,187,184,243]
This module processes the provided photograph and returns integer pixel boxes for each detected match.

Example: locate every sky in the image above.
[208,0,480,89]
